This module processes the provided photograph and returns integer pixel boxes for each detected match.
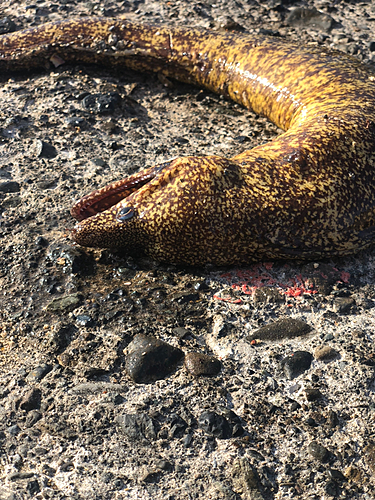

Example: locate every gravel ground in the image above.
[1,0,375,499]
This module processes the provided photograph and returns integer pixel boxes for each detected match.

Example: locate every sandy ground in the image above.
[1,0,375,499]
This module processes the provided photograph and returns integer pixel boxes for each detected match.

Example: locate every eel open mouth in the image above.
[70,169,157,222]
[70,161,172,222]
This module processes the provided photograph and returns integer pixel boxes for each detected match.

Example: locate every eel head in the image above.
[71,156,245,263]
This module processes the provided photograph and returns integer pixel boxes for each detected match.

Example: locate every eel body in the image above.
[1,18,375,265]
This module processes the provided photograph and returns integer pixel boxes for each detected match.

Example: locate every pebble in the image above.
[232,458,264,500]
[8,471,35,480]
[75,314,94,327]
[0,16,17,34]
[125,334,184,383]
[364,443,375,473]
[327,410,340,428]
[116,413,158,443]
[0,181,20,193]
[167,413,188,438]
[247,318,313,342]
[307,441,330,462]
[328,469,346,482]
[172,327,190,339]
[25,364,51,383]
[304,387,323,402]
[198,411,232,439]
[6,425,21,436]
[19,388,41,412]
[46,293,82,313]
[286,7,333,31]
[184,352,221,376]
[81,92,121,114]
[65,116,86,127]
[344,465,362,482]
[34,236,48,247]
[281,351,313,379]
[33,139,57,159]
[324,480,339,496]
[314,345,339,361]
[333,297,355,314]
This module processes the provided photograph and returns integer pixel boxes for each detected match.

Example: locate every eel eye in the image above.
[117,206,135,221]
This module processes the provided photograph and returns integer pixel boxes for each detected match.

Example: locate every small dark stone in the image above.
[333,297,355,314]
[82,92,121,114]
[75,315,94,327]
[327,410,340,428]
[175,136,189,144]
[33,447,48,456]
[0,17,17,34]
[290,400,301,411]
[0,181,20,193]
[33,139,57,159]
[324,480,339,496]
[248,318,312,342]
[35,236,49,247]
[234,135,251,143]
[315,345,339,361]
[217,15,244,31]
[8,471,35,480]
[46,293,83,313]
[26,480,40,495]
[6,425,21,436]
[281,351,313,379]
[167,413,188,438]
[286,7,333,31]
[41,464,56,477]
[328,469,346,482]
[305,388,323,402]
[25,364,51,383]
[193,280,209,291]
[19,388,42,412]
[155,459,173,471]
[65,116,86,127]
[116,413,158,443]
[185,352,221,377]
[308,441,330,462]
[140,470,160,483]
[125,334,184,383]
[198,411,232,439]
[364,442,375,472]
[183,433,193,447]
[172,327,190,339]
[305,417,318,427]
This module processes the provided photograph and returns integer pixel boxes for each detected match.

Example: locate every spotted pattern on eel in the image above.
[1,17,375,265]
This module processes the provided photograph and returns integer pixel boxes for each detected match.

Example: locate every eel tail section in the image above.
[1,17,375,265]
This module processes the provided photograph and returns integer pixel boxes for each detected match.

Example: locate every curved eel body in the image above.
[1,18,375,265]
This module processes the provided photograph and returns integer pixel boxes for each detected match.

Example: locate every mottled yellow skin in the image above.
[1,18,375,265]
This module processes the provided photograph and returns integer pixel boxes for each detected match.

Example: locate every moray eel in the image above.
[1,18,375,265]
